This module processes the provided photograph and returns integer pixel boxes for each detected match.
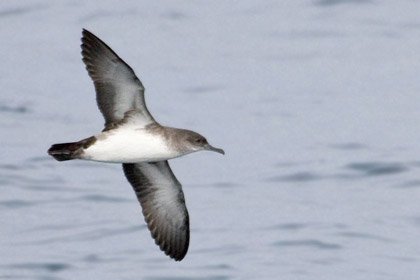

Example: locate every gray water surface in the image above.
[1,1,420,279]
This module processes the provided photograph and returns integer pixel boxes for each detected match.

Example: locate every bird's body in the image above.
[83,124,177,163]
[48,29,224,261]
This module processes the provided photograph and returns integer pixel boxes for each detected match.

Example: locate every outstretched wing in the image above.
[123,161,190,261]
[81,29,155,128]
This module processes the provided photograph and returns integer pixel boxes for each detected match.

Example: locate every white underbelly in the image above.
[82,128,177,163]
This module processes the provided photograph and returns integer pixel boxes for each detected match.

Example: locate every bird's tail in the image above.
[48,136,96,161]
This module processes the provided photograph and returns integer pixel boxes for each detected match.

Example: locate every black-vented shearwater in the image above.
[48,29,224,261]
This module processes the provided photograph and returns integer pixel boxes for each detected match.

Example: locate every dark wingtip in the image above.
[169,251,187,261]
[173,256,185,262]
[81,29,97,48]
[171,242,189,261]
[156,230,189,261]
[170,221,189,262]
[82,28,91,36]
[79,28,124,67]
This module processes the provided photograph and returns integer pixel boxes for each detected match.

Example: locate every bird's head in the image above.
[181,130,225,155]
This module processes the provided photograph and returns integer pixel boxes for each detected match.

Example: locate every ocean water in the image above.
[1,1,420,279]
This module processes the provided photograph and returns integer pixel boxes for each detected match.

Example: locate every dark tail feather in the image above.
[48,136,96,161]
[48,142,81,161]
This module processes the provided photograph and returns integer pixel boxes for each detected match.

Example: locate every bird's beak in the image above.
[206,145,225,155]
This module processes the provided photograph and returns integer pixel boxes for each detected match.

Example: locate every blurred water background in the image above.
[1,1,420,279]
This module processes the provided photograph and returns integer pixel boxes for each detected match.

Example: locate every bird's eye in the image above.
[195,138,202,143]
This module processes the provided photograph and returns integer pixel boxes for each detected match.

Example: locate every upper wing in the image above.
[123,161,189,261]
[81,29,155,128]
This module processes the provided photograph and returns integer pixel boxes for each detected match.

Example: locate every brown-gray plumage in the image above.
[48,29,224,262]
[81,29,155,129]
[123,162,189,261]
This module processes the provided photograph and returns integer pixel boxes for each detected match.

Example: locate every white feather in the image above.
[82,126,178,163]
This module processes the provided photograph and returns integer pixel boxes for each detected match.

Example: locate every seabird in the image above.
[48,29,224,261]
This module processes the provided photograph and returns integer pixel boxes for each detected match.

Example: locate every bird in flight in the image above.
[48,29,224,261]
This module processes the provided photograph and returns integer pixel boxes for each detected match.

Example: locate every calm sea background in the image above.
[1,1,420,279]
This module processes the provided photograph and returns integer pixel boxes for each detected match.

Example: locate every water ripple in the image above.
[80,194,130,203]
[315,0,372,6]
[345,162,408,177]
[267,172,322,183]
[0,199,36,208]
[6,262,71,272]
[183,85,224,94]
[398,180,420,188]
[336,231,393,242]
[0,4,45,18]
[21,224,146,246]
[267,223,307,231]
[82,254,123,264]
[161,11,189,21]
[273,239,342,250]
[194,244,244,256]
[329,142,367,151]
[0,104,29,114]
[212,182,237,188]
[144,276,230,280]
[196,264,233,271]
